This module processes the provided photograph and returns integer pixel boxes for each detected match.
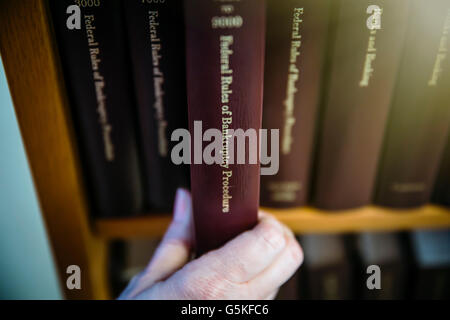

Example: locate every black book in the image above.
[123,0,190,211]
[50,0,144,217]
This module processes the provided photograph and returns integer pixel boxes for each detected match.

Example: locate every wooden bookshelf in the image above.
[95,205,450,239]
[1,0,449,300]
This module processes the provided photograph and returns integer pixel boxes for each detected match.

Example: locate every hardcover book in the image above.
[50,0,144,217]
[184,0,265,254]
[355,232,407,299]
[432,135,450,207]
[375,0,450,208]
[300,234,352,300]
[260,0,330,208]
[123,0,190,211]
[313,0,410,210]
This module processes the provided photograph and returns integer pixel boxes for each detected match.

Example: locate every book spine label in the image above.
[433,135,450,207]
[375,0,450,208]
[313,0,410,210]
[50,0,144,217]
[184,0,265,254]
[123,0,190,211]
[260,0,330,208]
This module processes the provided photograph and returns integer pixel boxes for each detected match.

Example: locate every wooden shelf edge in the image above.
[94,205,450,239]
[0,0,110,299]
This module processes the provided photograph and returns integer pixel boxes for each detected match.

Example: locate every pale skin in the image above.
[119,189,303,300]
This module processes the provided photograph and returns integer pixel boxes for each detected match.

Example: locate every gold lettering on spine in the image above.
[149,10,168,157]
[282,8,304,156]
[428,9,450,86]
[220,35,234,213]
[214,1,243,213]
[359,8,383,87]
[85,14,114,162]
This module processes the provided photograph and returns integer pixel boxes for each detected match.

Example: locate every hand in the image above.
[118,189,303,300]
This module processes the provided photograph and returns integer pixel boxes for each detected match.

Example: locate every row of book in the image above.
[50,0,450,218]
[262,0,450,210]
[109,229,450,300]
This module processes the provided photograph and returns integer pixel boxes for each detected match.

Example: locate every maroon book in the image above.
[184,0,265,254]
[312,0,410,210]
[260,0,331,208]
[375,0,450,208]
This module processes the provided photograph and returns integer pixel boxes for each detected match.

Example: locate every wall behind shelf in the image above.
[0,56,61,299]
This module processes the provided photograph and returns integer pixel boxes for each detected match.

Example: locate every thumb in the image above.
[123,189,194,298]
[146,188,194,280]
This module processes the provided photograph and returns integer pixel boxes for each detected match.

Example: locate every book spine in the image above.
[123,0,190,211]
[432,135,450,207]
[49,0,144,217]
[313,0,410,210]
[355,233,407,299]
[414,269,450,299]
[375,0,450,208]
[260,0,330,208]
[184,0,265,254]
[309,265,352,300]
[300,234,353,299]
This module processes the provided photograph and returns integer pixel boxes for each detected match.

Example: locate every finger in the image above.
[132,213,296,300]
[246,234,303,299]
[190,214,289,284]
[147,188,194,278]
[139,215,291,300]
[124,189,194,298]
[258,210,272,219]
